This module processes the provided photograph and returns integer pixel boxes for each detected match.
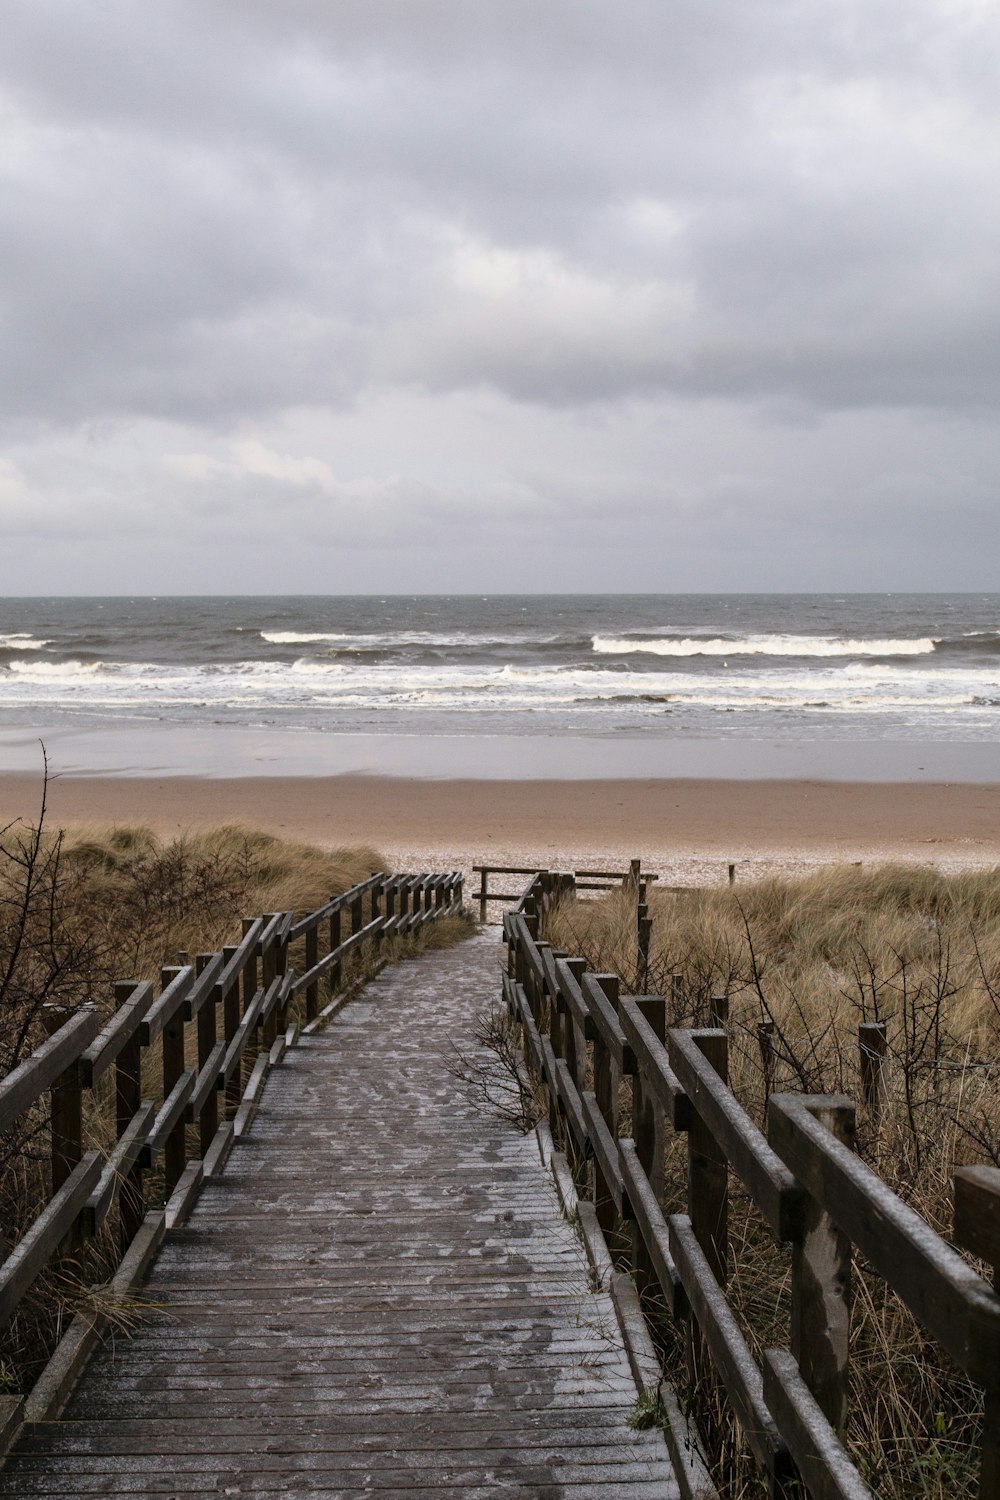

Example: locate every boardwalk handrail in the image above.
[503,869,1000,1500]
[0,866,463,1444]
[473,861,658,922]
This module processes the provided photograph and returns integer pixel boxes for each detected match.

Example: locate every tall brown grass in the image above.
[546,865,1000,1497]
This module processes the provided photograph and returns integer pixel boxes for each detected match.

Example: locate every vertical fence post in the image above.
[196,953,218,1155]
[953,1166,1000,1498]
[859,1022,888,1124]
[688,1029,729,1284]
[631,995,666,1300]
[757,1020,776,1111]
[41,1006,84,1197]
[788,1099,856,1433]
[305,923,319,1022]
[261,921,278,1048]
[162,965,187,1196]
[330,902,343,992]
[240,920,259,1096]
[220,947,239,1120]
[637,897,651,996]
[114,980,144,1250]
[274,923,290,1035]
[685,1026,729,1413]
[593,973,621,1238]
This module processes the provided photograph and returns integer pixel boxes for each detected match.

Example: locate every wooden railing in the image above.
[503,870,1000,1500]
[473,859,658,923]
[0,868,462,1446]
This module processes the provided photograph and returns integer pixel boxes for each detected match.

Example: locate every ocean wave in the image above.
[592,633,938,659]
[261,631,352,644]
[0,633,49,651]
[7,658,102,678]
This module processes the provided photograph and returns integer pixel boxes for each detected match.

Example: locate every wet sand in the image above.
[3,771,999,887]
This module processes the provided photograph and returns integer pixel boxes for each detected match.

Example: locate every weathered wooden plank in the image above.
[3,933,678,1499]
[669,1030,800,1241]
[620,1000,689,1129]
[668,1213,789,1479]
[581,1090,623,1211]
[619,1139,681,1315]
[82,1101,157,1235]
[78,985,154,1088]
[140,1069,195,1166]
[139,967,193,1047]
[0,1153,101,1325]
[762,1350,873,1500]
[582,974,626,1065]
[769,1093,1000,1386]
[0,1009,99,1133]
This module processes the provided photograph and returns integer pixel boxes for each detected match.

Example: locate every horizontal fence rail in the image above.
[0,868,462,1445]
[473,859,659,923]
[503,870,1000,1500]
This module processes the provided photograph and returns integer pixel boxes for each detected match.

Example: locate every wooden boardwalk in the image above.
[2,933,677,1499]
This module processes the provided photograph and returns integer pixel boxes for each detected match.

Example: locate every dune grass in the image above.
[544,865,1000,1497]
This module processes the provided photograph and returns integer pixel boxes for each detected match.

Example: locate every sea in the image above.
[1,594,999,779]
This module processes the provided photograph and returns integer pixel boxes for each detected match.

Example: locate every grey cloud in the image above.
[2,1,999,590]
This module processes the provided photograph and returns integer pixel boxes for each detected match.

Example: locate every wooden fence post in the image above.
[305,924,319,1022]
[240,919,259,1095]
[953,1165,1000,1497]
[631,995,666,1301]
[196,953,218,1155]
[330,903,343,992]
[40,1006,84,1197]
[592,973,621,1238]
[688,1029,729,1285]
[858,1022,888,1124]
[162,965,187,1195]
[114,980,144,1250]
[786,1097,856,1434]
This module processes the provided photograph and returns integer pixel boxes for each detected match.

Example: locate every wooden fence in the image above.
[503,870,1000,1500]
[473,859,659,923]
[0,868,462,1450]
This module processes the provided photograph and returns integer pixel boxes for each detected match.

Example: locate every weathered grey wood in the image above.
[684,1029,729,1285]
[769,1093,1000,1387]
[620,1000,690,1130]
[41,1006,86,1198]
[78,983,154,1087]
[669,1027,801,1243]
[952,1166,1000,1500]
[619,1139,681,1315]
[0,1008,98,1135]
[762,1351,873,1500]
[2,935,678,1498]
[140,966,193,1048]
[790,1098,854,1432]
[0,1154,101,1326]
[83,1101,157,1236]
[858,1022,888,1123]
[668,1214,790,1481]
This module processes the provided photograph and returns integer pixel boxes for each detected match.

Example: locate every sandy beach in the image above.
[3,770,999,890]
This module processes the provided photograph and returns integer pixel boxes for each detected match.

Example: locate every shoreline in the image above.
[3,771,999,889]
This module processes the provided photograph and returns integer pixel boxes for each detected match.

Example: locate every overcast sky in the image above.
[2,0,999,594]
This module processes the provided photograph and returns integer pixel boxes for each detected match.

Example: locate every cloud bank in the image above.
[2,0,998,591]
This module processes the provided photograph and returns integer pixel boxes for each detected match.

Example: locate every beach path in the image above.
[1,932,677,1498]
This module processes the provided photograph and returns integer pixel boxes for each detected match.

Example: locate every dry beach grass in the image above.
[545,867,1000,1496]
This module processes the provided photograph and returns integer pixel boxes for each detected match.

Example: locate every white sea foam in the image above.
[7,658,102,678]
[260,631,352,644]
[0,633,48,650]
[592,634,937,658]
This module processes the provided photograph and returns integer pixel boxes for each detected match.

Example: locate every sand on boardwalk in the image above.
[2,771,999,894]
